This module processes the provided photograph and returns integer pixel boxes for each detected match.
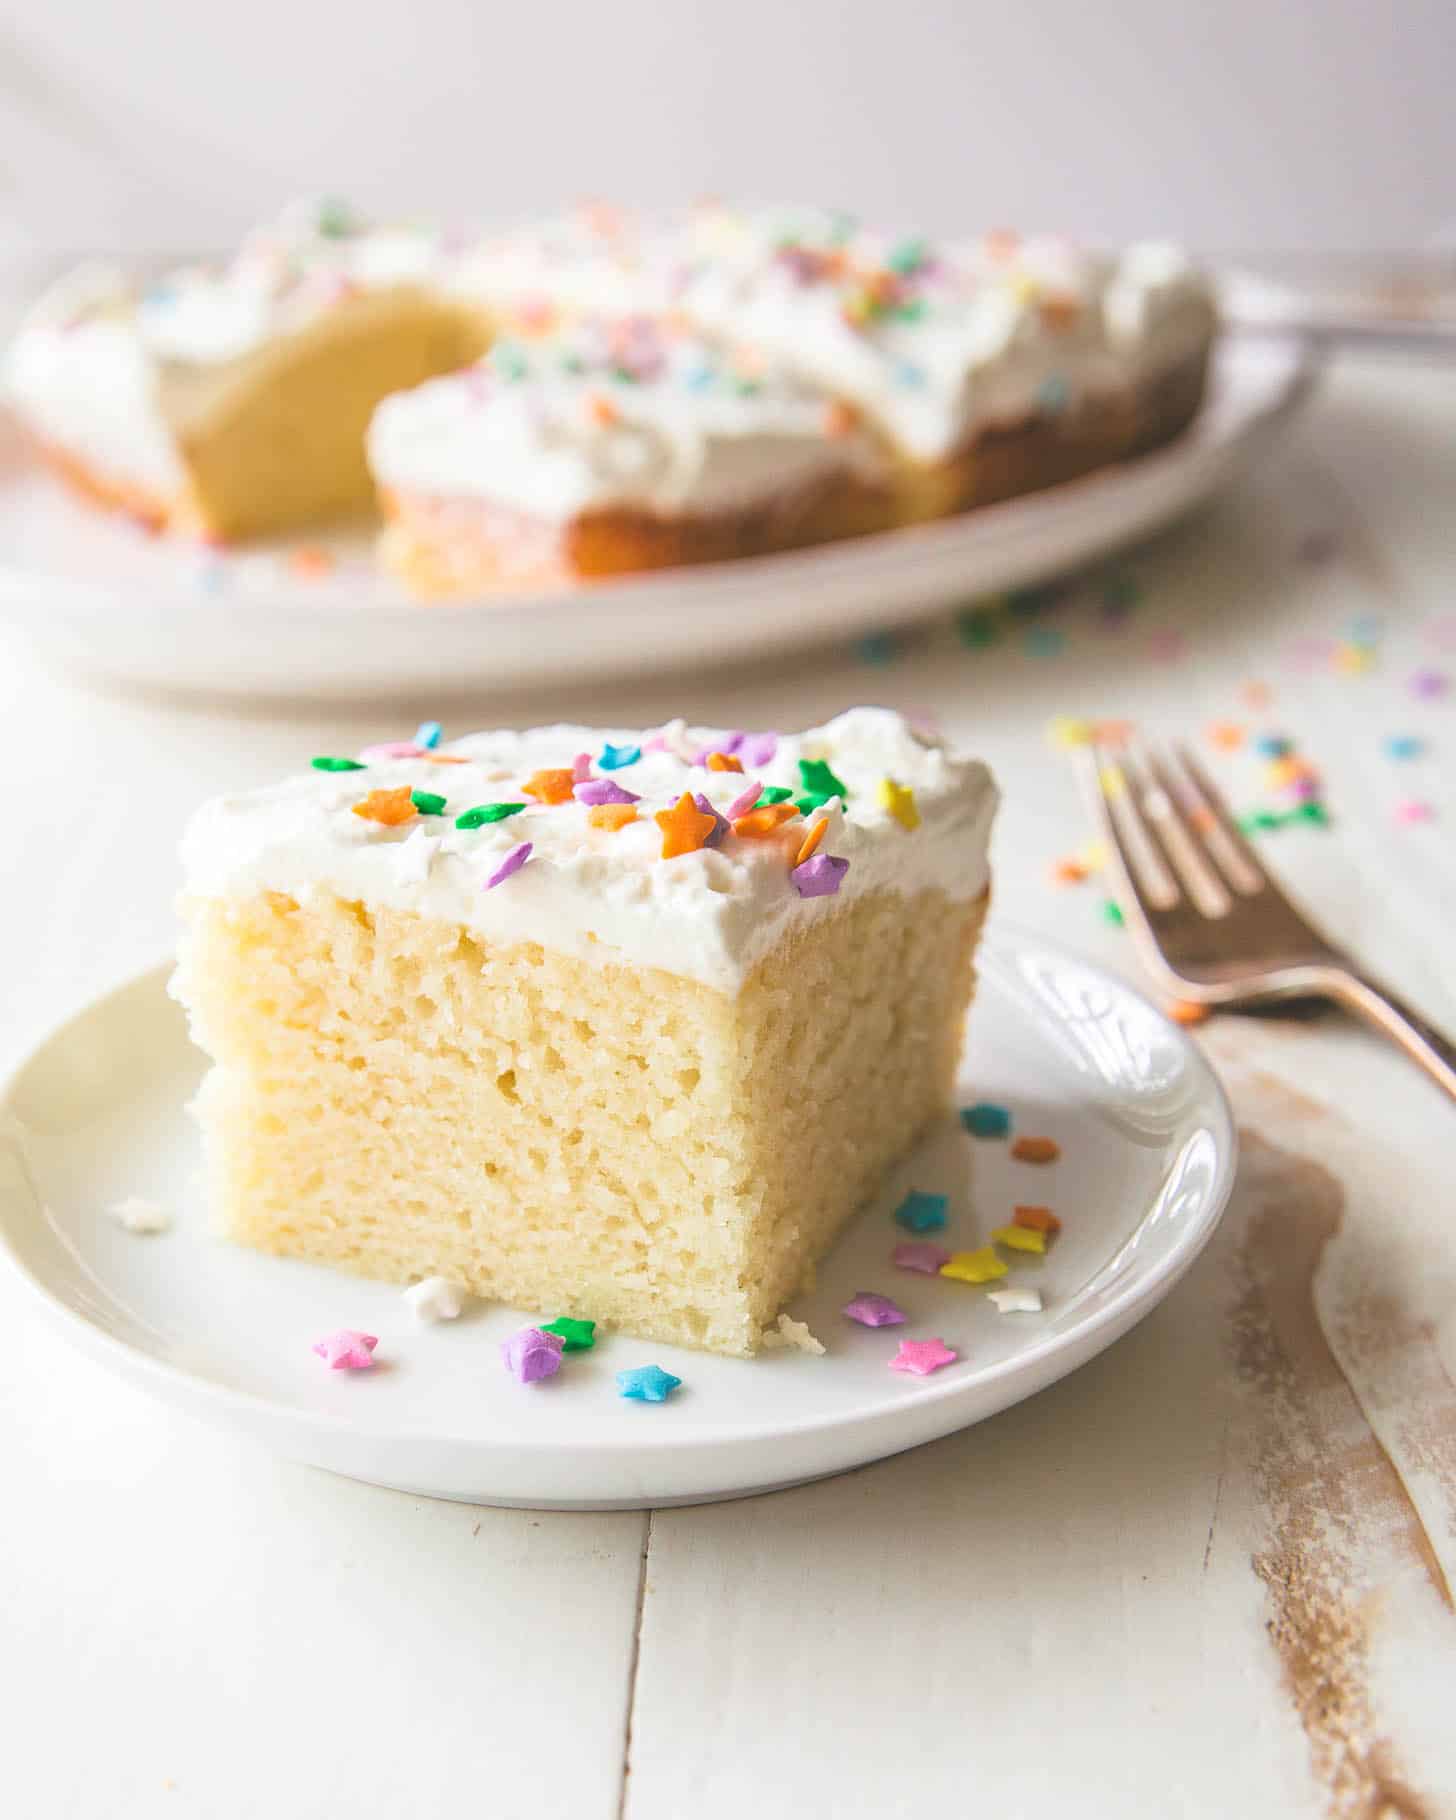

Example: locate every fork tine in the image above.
[1075,746,1182,943]
[1167,742,1271,896]
[1126,746,1234,917]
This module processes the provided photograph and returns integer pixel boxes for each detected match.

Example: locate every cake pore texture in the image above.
[176,883,986,1356]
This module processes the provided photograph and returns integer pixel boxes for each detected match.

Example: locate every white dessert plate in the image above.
[0,928,1235,1509]
[0,311,1314,703]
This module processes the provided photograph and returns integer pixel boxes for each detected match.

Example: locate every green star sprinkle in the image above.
[316,197,356,239]
[795,792,833,815]
[1238,810,1285,834]
[455,802,527,829]
[312,756,365,771]
[540,1316,596,1352]
[755,786,793,806]
[1295,800,1330,827]
[798,757,847,800]
[410,790,447,816]
[1102,899,1125,927]
[887,237,928,276]
[955,604,1002,648]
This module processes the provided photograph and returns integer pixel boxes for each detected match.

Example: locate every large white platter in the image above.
[0,324,1313,702]
[0,928,1235,1509]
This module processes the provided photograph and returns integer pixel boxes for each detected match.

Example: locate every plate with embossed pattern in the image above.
[0,926,1235,1508]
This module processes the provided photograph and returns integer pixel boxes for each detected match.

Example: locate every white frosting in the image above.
[179,708,997,994]
[368,325,869,517]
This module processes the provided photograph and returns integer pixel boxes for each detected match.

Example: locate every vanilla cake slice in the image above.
[173,709,997,1356]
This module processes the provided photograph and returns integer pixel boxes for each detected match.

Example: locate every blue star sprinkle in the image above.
[616,1364,683,1403]
[894,1190,948,1233]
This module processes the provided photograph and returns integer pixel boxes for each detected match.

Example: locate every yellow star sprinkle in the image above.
[992,1224,1047,1255]
[877,777,920,831]
[1047,715,1093,749]
[939,1247,1008,1285]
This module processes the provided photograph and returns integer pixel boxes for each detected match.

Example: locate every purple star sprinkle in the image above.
[694,731,746,764]
[692,794,729,847]
[1410,668,1449,699]
[791,853,849,898]
[484,841,532,890]
[893,1241,952,1275]
[501,1325,565,1384]
[574,778,640,806]
[738,731,779,769]
[725,778,762,820]
[843,1291,907,1328]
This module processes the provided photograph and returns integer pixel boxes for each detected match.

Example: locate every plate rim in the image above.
[0,925,1237,1466]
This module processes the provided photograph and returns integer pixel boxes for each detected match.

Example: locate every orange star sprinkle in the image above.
[1206,722,1244,751]
[795,817,828,866]
[732,803,799,838]
[1013,1205,1062,1236]
[288,545,335,580]
[655,792,719,859]
[1167,1000,1210,1026]
[522,768,575,805]
[352,786,416,827]
[422,754,469,765]
[704,751,744,773]
[1093,719,1134,750]
[588,803,638,832]
[587,392,618,428]
[1011,1136,1060,1164]
[823,400,859,439]
[1052,857,1088,886]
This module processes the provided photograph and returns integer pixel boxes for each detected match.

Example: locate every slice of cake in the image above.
[173,709,996,1356]
[368,317,888,594]
[4,199,489,540]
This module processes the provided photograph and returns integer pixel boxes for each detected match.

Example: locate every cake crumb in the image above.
[107,1196,171,1235]
[760,1313,826,1355]
[404,1277,467,1322]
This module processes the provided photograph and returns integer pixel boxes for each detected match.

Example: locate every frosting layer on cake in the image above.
[180,707,997,992]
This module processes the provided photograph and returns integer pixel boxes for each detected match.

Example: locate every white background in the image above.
[1,0,1451,257]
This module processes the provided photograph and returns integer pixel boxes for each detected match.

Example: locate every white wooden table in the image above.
[4,351,1455,1819]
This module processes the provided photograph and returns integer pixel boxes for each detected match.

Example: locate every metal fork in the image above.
[1079,741,1456,1101]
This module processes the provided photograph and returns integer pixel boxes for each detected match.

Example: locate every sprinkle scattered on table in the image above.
[988,1287,1044,1315]
[107,1195,171,1235]
[854,631,900,666]
[404,1277,465,1322]
[1167,1000,1211,1026]
[1011,1136,1060,1164]
[960,1102,1011,1138]
[893,1240,952,1275]
[288,545,335,580]
[887,1337,959,1377]
[617,1364,683,1402]
[842,1291,907,1328]
[1394,799,1435,825]
[312,1330,378,1371]
[1102,899,1125,927]
[502,1326,565,1384]
[1206,721,1244,751]
[940,1247,1008,1285]
[1383,735,1425,761]
[992,1224,1047,1255]
[1013,1206,1062,1236]
[541,1316,597,1352]
[894,1190,948,1232]
[1410,668,1449,699]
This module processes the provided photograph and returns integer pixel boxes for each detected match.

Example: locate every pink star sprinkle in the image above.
[888,1337,959,1377]
[843,1291,907,1327]
[737,732,779,769]
[725,779,763,820]
[484,841,533,889]
[893,1241,952,1275]
[311,1330,378,1370]
[359,741,427,761]
[1394,799,1435,824]
[572,751,594,782]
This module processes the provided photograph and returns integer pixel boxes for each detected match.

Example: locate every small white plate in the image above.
[0,320,1314,703]
[0,930,1234,1509]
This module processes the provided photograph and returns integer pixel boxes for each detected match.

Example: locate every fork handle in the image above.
[1325,969,1456,1103]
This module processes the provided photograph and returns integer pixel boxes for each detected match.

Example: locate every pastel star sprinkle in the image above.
[352,786,416,826]
[734,803,798,838]
[691,794,730,847]
[791,853,849,898]
[795,816,829,864]
[992,1224,1047,1254]
[798,757,848,800]
[988,1287,1044,1315]
[1011,1136,1061,1164]
[894,1190,948,1233]
[575,778,640,806]
[415,720,443,749]
[361,740,428,761]
[540,1316,596,1352]
[1395,799,1435,824]
[108,1195,170,1234]
[598,742,642,771]
[588,803,638,831]
[759,1314,826,1354]
[484,841,532,889]
[843,1291,907,1327]
[571,751,594,782]
[404,1277,466,1322]
[738,732,779,769]
[725,779,763,820]
[877,777,920,830]
[312,1330,378,1370]
[522,768,576,805]
[312,755,366,771]
[960,1102,1011,1138]
[456,801,526,829]
[656,792,720,858]
[893,1240,952,1274]
[1384,735,1424,760]
[756,785,794,806]
[1013,1205,1061,1236]
[502,1326,565,1384]
[705,750,744,772]
[409,789,447,816]
[1410,668,1448,699]
[887,1337,958,1377]
[940,1247,1008,1285]
[617,1364,683,1402]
